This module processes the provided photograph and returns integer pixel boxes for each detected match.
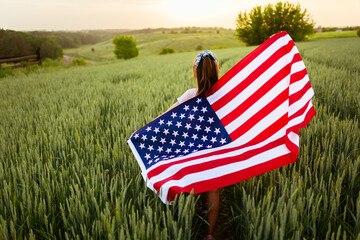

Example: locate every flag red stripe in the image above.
[229,88,289,140]
[166,152,297,201]
[289,81,311,106]
[288,106,316,133]
[153,137,285,191]
[205,31,289,97]
[220,62,291,126]
[290,68,307,84]
[147,113,288,179]
[211,40,295,112]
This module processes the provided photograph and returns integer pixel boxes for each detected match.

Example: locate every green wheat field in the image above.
[1,37,360,239]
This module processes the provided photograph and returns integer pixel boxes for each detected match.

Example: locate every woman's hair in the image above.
[193,54,219,96]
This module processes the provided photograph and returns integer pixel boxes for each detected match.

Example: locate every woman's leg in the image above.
[207,189,219,237]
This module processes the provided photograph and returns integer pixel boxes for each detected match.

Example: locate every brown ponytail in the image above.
[193,55,220,96]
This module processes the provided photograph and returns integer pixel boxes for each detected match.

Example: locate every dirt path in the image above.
[62,54,96,64]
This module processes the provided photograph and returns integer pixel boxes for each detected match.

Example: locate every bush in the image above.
[357,28,360,37]
[112,35,139,59]
[159,48,175,55]
[72,57,87,66]
[196,45,203,51]
[235,1,315,45]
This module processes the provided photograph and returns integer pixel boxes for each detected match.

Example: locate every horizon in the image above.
[1,0,359,32]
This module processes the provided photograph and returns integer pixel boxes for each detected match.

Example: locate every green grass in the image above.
[1,37,360,239]
[64,30,245,61]
[310,30,358,39]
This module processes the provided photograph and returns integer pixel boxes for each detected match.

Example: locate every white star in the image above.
[214,128,221,135]
[201,107,208,113]
[179,113,186,119]
[133,133,139,139]
[198,116,205,122]
[175,121,182,128]
[148,160,153,164]
[220,138,227,144]
[153,127,160,134]
[192,149,198,152]
[172,130,179,137]
[201,135,208,142]
[141,135,147,141]
[160,138,166,144]
[197,144,203,148]
[159,119,164,125]
[196,98,202,104]
[206,145,212,148]
[166,120,173,126]
[166,148,172,154]
[148,145,154,151]
[195,125,202,131]
[150,136,157,142]
[184,105,190,111]
[204,126,211,133]
[163,129,170,135]
[169,155,175,158]
[189,142,194,147]
[171,112,177,118]
[185,123,192,130]
[207,117,214,124]
[144,153,151,160]
[183,149,189,154]
[191,134,198,140]
[179,141,185,147]
[157,146,163,152]
[146,126,152,132]
[170,139,176,146]
[139,143,145,149]
[210,137,217,143]
[175,149,181,154]
[182,132,189,138]
[188,114,195,121]
[192,106,198,112]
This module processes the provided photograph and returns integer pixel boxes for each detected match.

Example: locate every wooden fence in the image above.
[0,48,41,69]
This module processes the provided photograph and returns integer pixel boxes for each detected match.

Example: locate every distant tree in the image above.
[159,48,175,55]
[112,35,139,59]
[235,2,315,45]
[357,28,360,37]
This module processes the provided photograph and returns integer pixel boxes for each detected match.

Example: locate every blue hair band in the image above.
[195,50,218,67]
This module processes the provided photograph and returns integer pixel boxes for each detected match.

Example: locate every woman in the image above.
[167,50,220,240]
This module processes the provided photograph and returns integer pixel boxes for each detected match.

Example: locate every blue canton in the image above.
[131,94,231,169]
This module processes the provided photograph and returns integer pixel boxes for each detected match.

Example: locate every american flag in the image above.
[128,31,316,203]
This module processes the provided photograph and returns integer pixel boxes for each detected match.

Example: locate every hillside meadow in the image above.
[64,30,358,62]
[0,37,359,239]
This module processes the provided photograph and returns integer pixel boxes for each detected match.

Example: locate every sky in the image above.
[0,0,359,31]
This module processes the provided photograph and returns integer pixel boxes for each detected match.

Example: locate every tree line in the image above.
[0,29,63,59]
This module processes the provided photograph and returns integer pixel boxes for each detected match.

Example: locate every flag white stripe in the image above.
[288,87,314,117]
[288,131,299,146]
[224,78,289,133]
[159,144,291,202]
[149,126,286,183]
[231,100,289,143]
[207,35,293,104]
[147,124,286,177]
[215,45,298,120]
[290,58,306,74]
[289,74,309,95]
[288,100,314,128]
